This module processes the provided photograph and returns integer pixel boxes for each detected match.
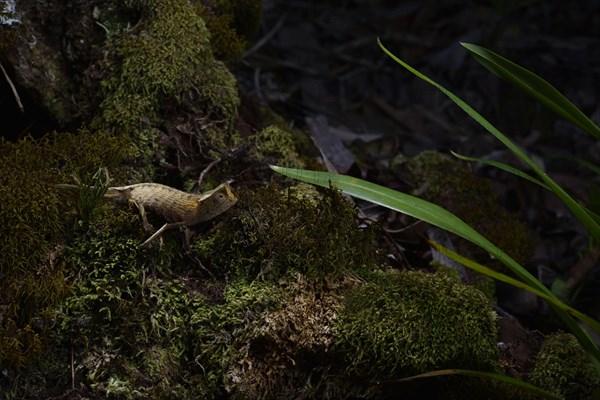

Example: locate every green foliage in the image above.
[29,209,201,398]
[93,0,240,163]
[191,184,376,280]
[376,39,600,372]
[531,333,600,400]
[68,167,111,223]
[336,270,499,378]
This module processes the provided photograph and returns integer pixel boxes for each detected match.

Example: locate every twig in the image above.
[0,62,24,113]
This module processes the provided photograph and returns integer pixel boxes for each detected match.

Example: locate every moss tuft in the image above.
[336,270,499,379]
[191,184,375,280]
[530,332,600,399]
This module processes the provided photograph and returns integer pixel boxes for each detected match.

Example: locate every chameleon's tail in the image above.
[55,183,81,190]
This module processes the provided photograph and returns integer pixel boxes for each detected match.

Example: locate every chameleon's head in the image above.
[197,182,238,222]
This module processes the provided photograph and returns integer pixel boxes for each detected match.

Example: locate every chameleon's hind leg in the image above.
[140,221,187,248]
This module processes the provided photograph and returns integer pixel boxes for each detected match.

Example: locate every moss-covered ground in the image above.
[1,1,597,399]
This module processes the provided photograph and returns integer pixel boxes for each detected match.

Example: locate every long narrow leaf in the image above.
[377,38,600,245]
[270,165,600,372]
[428,239,600,334]
[461,42,600,140]
[450,151,549,189]
[394,369,562,400]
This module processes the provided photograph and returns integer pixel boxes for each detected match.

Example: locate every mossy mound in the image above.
[250,124,306,168]
[337,270,499,381]
[530,332,600,400]
[93,0,240,165]
[191,184,376,280]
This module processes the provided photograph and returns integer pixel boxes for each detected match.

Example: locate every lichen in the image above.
[530,332,600,400]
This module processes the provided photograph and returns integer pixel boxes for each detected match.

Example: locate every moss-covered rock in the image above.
[530,332,600,400]
[12,208,196,398]
[336,270,499,381]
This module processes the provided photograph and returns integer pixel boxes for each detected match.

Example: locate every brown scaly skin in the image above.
[104,182,238,247]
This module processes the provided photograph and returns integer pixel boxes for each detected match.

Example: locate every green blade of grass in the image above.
[377,38,600,244]
[452,151,600,224]
[461,42,600,140]
[269,165,600,372]
[394,369,562,400]
[450,151,549,189]
[428,239,600,334]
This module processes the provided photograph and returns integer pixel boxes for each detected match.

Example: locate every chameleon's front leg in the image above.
[130,199,155,233]
[140,221,187,248]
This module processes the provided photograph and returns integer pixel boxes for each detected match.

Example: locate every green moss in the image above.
[398,151,533,274]
[189,278,285,395]
[249,125,305,168]
[530,332,600,400]
[191,184,375,280]
[93,0,240,164]
[16,209,204,398]
[336,270,499,379]
[0,130,130,373]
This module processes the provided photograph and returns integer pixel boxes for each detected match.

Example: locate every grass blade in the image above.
[461,42,600,140]
[428,239,600,334]
[377,38,600,244]
[394,369,562,400]
[450,151,549,189]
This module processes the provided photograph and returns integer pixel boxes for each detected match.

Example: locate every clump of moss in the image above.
[397,151,532,273]
[336,270,499,381]
[220,274,354,399]
[530,332,600,399]
[93,0,240,164]
[250,125,305,168]
[191,184,376,280]
[189,278,285,395]
[0,130,129,374]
